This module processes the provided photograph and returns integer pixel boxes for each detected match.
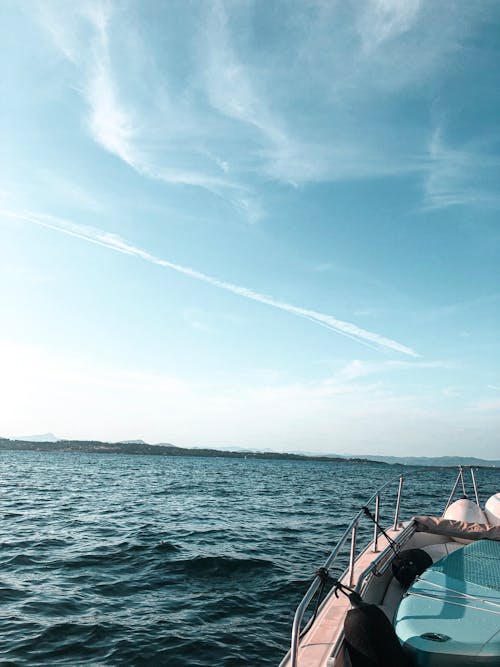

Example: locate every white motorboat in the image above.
[279,466,500,667]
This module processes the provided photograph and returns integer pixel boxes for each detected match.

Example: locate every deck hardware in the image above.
[420,633,450,642]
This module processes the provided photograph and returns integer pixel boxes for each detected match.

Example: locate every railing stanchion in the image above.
[470,468,480,507]
[373,494,380,552]
[393,475,404,530]
[349,523,358,587]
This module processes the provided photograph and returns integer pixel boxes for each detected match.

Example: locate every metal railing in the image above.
[287,465,481,667]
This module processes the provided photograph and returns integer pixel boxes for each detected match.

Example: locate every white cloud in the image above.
[1,339,497,457]
[182,308,216,334]
[333,358,454,382]
[424,128,500,209]
[441,387,461,398]
[471,398,500,413]
[35,1,257,216]
[357,0,422,54]
[2,208,418,356]
[422,292,500,321]
[86,58,138,168]
[0,340,196,442]
[203,2,287,147]
[353,307,382,318]
[33,1,499,214]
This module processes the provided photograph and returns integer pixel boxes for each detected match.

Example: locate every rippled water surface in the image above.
[1,451,499,666]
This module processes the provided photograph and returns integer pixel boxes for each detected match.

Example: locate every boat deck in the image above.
[280,530,467,667]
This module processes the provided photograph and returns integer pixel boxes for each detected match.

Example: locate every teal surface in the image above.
[394,541,500,666]
[431,540,500,591]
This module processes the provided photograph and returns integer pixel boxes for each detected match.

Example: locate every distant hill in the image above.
[0,437,378,464]
[118,439,147,445]
[1,437,497,468]
[16,433,59,442]
[357,454,500,467]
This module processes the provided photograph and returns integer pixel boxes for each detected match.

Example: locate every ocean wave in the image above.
[162,554,277,578]
[0,451,498,666]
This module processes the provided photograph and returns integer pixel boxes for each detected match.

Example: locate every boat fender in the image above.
[485,493,500,526]
[344,603,411,667]
[391,548,432,588]
[444,498,487,542]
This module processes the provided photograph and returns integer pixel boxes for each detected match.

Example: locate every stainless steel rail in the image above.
[393,475,404,530]
[444,465,481,513]
[288,465,481,667]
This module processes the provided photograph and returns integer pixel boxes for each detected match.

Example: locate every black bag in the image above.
[344,603,411,667]
[391,548,432,587]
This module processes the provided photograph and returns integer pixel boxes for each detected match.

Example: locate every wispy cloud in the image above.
[1,208,418,356]
[35,2,257,218]
[203,2,289,152]
[34,1,498,215]
[357,0,422,55]
[471,398,500,413]
[421,292,500,321]
[441,387,461,398]
[353,307,382,318]
[333,359,452,382]
[182,308,216,334]
[424,128,500,209]
[5,338,495,455]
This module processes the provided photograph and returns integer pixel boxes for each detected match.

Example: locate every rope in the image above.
[299,568,364,639]
[362,506,399,556]
[407,591,500,616]
[299,567,331,639]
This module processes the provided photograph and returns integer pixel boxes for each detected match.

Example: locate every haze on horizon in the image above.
[1,1,499,458]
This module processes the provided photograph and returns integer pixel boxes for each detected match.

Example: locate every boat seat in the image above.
[380,577,405,621]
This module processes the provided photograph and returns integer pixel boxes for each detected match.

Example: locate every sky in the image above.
[1,0,499,458]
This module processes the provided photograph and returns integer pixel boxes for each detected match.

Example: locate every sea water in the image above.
[1,451,499,666]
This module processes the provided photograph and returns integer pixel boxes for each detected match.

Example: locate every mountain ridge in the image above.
[1,437,499,467]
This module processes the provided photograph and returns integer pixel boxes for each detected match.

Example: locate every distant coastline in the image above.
[0,437,499,468]
[0,437,378,464]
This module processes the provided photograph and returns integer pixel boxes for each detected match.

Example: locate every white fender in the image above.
[485,493,500,526]
[443,498,487,543]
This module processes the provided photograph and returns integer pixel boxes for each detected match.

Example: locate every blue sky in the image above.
[1,0,499,457]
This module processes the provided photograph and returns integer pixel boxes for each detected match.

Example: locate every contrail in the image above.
[2,209,418,356]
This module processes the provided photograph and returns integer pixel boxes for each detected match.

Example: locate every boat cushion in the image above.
[414,515,500,541]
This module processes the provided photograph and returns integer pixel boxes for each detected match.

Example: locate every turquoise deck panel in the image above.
[431,539,500,591]
[394,540,500,666]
